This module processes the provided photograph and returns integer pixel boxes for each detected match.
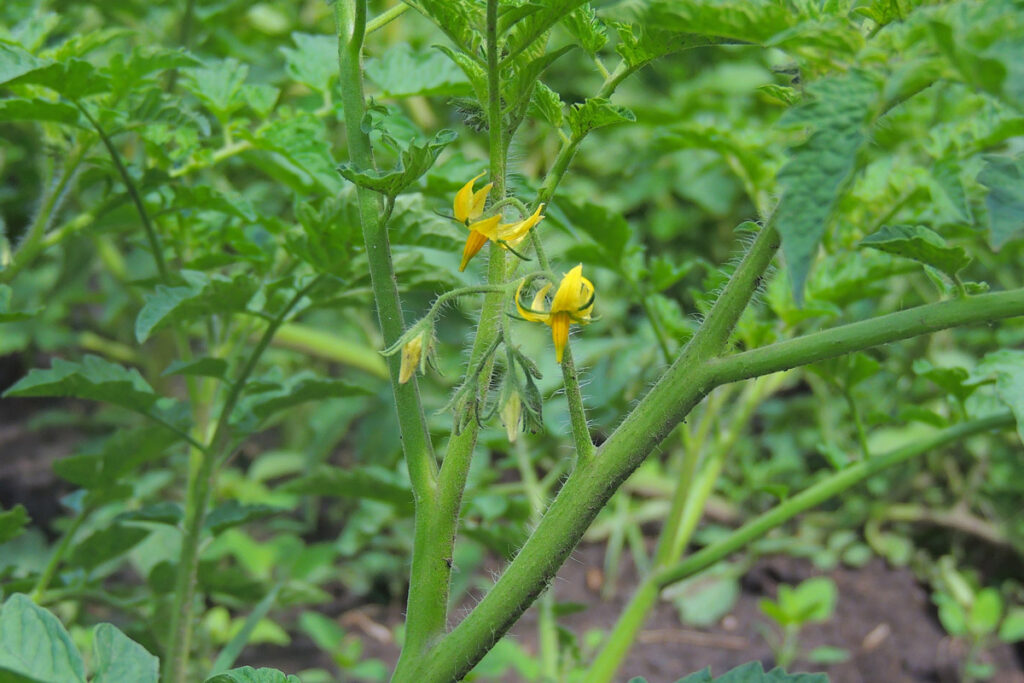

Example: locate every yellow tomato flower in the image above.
[398,333,424,384]
[516,264,596,363]
[454,173,545,271]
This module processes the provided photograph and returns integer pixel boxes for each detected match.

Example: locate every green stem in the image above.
[273,322,388,378]
[163,279,316,683]
[30,505,91,603]
[367,3,409,33]
[1,145,86,285]
[561,347,595,465]
[706,287,1024,385]
[75,102,168,282]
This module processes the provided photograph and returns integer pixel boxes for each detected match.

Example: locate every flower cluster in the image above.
[454,173,545,271]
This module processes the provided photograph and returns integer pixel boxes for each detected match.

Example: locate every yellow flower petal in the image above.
[516,281,551,323]
[470,183,493,220]
[454,172,486,223]
[460,229,491,271]
[576,275,596,322]
[551,264,585,314]
[551,312,571,363]
[399,335,423,384]
[468,214,502,240]
[497,204,545,246]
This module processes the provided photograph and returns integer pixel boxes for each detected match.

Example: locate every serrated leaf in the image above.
[776,71,880,303]
[564,4,607,54]
[163,357,228,379]
[0,42,48,85]
[976,349,1024,443]
[136,271,257,342]
[859,224,970,279]
[338,128,457,198]
[611,20,727,68]
[0,505,29,544]
[114,503,184,526]
[977,155,1024,249]
[558,199,631,268]
[0,284,40,322]
[280,33,336,94]
[403,0,483,55]
[530,82,564,128]
[502,0,591,62]
[435,44,489,106]
[0,97,82,126]
[53,426,180,489]
[239,374,371,425]
[0,594,86,683]
[184,58,248,118]
[929,157,971,223]
[4,58,111,98]
[280,465,414,514]
[505,45,575,117]
[568,97,635,140]
[69,525,150,571]
[91,623,158,683]
[365,45,470,98]
[204,666,301,683]
[3,355,158,412]
[204,501,285,535]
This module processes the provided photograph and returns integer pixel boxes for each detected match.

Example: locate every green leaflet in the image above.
[0,284,39,322]
[859,224,971,279]
[564,4,607,55]
[628,661,829,683]
[775,70,881,303]
[0,97,82,126]
[0,595,86,683]
[204,501,286,535]
[365,45,470,98]
[3,355,159,413]
[204,666,302,683]
[338,128,458,198]
[280,465,415,514]
[91,623,159,683]
[0,505,29,544]
[162,357,229,379]
[976,349,1024,444]
[977,155,1024,249]
[135,270,258,343]
[501,0,591,62]
[530,82,565,129]
[568,97,636,140]
[557,198,631,270]
[68,525,151,571]
[280,32,337,95]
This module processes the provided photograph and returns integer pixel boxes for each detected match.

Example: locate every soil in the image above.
[2,355,1023,682]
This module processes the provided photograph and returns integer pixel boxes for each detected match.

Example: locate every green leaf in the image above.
[204,501,285,535]
[0,505,29,544]
[998,607,1024,642]
[859,224,970,279]
[403,0,483,55]
[807,646,850,664]
[0,285,39,323]
[929,157,972,224]
[977,155,1024,249]
[280,465,414,514]
[163,357,228,379]
[114,503,184,526]
[671,661,828,682]
[68,525,150,571]
[280,33,336,94]
[776,71,880,303]
[3,355,158,413]
[501,0,591,62]
[505,45,576,117]
[204,666,301,683]
[91,623,158,683]
[558,198,631,269]
[968,588,1003,636]
[568,97,636,140]
[135,271,257,343]
[365,45,470,98]
[936,593,968,636]
[665,570,740,627]
[0,595,85,682]
[789,577,838,623]
[184,58,248,118]
[338,128,458,198]
[564,4,607,54]
[976,349,1024,443]
[4,58,111,98]
[435,45,488,107]
[0,98,82,126]
[53,426,180,489]
[912,359,976,405]
[530,82,564,129]
[240,374,371,425]
[0,43,47,85]
[610,20,727,69]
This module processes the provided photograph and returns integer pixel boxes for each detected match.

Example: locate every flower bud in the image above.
[399,333,424,384]
[500,391,522,443]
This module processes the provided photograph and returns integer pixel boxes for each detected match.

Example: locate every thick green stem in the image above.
[411,225,781,682]
[334,2,443,671]
[162,280,316,683]
[561,348,595,464]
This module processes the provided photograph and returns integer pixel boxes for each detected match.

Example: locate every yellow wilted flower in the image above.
[398,333,424,384]
[516,264,595,363]
[454,173,545,271]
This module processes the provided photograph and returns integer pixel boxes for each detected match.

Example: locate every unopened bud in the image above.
[399,334,424,384]
[500,392,522,443]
